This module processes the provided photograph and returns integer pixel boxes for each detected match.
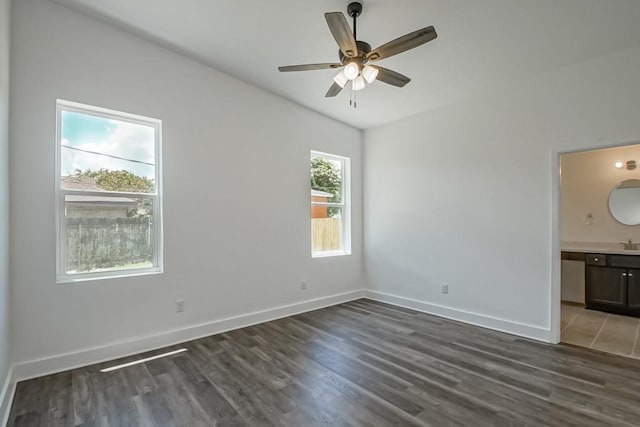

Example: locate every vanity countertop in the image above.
[562,241,640,255]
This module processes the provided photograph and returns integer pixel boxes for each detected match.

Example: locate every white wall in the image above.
[561,145,640,243]
[0,0,12,417]
[364,45,640,341]
[10,0,363,375]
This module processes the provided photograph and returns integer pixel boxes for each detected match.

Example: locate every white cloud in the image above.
[62,119,156,179]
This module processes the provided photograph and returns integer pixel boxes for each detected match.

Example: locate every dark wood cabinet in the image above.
[585,266,626,310]
[581,253,640,316]
[628,269,640,311]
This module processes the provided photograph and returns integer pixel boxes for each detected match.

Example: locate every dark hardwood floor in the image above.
[7,299,640,426]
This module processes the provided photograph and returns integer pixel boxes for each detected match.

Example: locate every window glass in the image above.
[57,100,162,282]
[311,151,350,256]
[61,110,156,192]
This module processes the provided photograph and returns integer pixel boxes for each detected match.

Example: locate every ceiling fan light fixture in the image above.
[344,62,359,80]
[333,70,348,88]
[362,65,378,83]
[352,75,366,91]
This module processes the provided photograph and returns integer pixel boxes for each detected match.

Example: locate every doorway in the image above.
[558,144,640,359]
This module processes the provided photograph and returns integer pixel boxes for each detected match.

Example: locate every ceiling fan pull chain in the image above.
[348,84,357,108]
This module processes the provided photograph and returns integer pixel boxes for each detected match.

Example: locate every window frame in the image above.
[55,99,163,283]
[310,150,351,258]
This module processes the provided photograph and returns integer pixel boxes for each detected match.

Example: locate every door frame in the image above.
[551,140,640,345]
[550,150,562,344]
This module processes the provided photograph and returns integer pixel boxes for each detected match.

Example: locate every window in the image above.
[56,100,162,282]
[310,151,351,257]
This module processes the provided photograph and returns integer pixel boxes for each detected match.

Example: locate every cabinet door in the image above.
[627,269,640,311]
[586,266,627,308]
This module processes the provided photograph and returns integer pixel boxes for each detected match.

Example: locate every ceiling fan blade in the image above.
[325,81,344,97]
[324,12,358,58]
[373,66,411,87]
[367,26,437,61]
[278,63,343,72]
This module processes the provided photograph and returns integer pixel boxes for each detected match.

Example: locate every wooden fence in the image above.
[66,217,152,272]
[312,217,342,252]
[66,216,339,272]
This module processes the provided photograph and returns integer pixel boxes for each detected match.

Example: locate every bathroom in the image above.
[561,143,640,358]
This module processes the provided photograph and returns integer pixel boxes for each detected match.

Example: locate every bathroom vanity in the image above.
[562,247,640,317]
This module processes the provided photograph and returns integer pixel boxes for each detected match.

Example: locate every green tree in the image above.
[73,169,154,217]
[73,168,154,193]
[310,158,341,203]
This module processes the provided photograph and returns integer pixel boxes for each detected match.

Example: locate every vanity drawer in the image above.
[610,255,640,269]
[562,251,586,261]
[586,254,607,266]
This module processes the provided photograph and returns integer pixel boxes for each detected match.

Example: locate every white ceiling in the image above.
[53,0,640,129]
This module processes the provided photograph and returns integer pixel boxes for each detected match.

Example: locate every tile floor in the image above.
[561,302,640,359]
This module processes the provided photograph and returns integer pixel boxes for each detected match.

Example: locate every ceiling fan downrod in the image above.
[348,2,362,41]
[347,2,362,108]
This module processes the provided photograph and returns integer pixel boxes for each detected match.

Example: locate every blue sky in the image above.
[61,111,156,179]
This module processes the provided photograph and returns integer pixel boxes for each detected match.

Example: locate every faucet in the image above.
[621,239,639,250]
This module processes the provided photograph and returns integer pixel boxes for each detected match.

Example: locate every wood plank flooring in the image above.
[8,299,640,426]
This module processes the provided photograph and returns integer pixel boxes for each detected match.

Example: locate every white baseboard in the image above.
[365,290,552,342]
[6,287,550,422]
[12,289,366,383]
[1,366,15,427]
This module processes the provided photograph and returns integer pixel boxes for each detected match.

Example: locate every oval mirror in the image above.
[609,179,640,225]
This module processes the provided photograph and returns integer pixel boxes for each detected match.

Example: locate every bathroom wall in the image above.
[561,144,640,243]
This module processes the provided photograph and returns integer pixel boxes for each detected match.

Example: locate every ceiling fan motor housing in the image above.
[339,40,371,64]
[347,2,363,18]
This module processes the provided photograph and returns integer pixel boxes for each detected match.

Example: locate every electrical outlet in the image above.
[176,299,185,312]
[441,284,449,295]
[300,280,307,290]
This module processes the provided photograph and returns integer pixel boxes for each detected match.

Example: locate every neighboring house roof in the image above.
[311,189,333,198]
[62,176,137,207]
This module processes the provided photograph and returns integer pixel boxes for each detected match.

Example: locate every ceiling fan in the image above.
[278,1,437,101]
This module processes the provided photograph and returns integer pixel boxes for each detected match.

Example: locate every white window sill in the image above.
[312,250,351,258]
[57,267,163,284]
